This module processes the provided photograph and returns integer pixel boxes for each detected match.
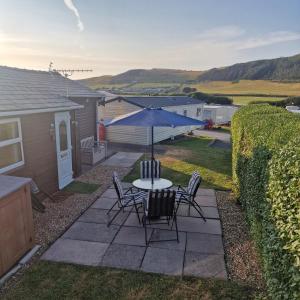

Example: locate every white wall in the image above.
[99,100,205,145]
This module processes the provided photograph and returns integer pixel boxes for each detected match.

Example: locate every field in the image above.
[187,80,300,96]
[82,79,300,105]
[230,96,285,105]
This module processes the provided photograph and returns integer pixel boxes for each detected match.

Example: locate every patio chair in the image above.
[174,171,206,221]
[107,172,147,227]
[142,189,179,245]
[140,160,161,179]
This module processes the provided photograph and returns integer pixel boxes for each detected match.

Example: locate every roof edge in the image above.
[0,105,84,117]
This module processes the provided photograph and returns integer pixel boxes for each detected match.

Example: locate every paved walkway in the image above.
[101,152,143,168]
[42,186,227,279]
[193,129,230,142]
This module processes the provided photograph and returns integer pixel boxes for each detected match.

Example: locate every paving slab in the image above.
[101,189,118,199]
[101,152,143,167]
[177,204,219,219]
[62,222,119,243]
[149,229,186,251]
[114,226,150,246]
[141,247,184,276]
[194,195,217,207]
[176,217,222,235]
[42,239,109,266]
[184,251,227,279]
[186,232,224,254]
[197,188,216,197]
[92,197,132,212]
[78,208,129,226]
[101,244,146,270]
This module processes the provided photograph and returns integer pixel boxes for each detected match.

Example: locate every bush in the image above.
[182,86,197,93]
[249,96,300,107]
[191,92,233,105]
[231,104,300,299]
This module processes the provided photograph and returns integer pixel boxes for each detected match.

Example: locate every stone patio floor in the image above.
[42,185,227,279]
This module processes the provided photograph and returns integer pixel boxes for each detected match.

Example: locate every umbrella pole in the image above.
[151,126,154,185]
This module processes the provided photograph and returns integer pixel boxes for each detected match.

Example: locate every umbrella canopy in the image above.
[106,107,207,184]
[107,107,207,127]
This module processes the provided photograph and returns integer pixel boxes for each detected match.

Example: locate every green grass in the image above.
[63,181,100,194]
[3,261,256,300]
[124,136,232,190]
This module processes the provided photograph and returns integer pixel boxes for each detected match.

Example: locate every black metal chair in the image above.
[107,172,147,227]
[140,160,161,179]
[175,171,206,221]
[142,189,179,245]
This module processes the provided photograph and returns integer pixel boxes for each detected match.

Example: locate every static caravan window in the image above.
[183,110,187,116]
[203,110,212,120]
[196,108,202,117]
[0,118,24,173]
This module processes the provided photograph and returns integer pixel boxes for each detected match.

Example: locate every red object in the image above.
[204,119,214,129]
[99,122,105,141]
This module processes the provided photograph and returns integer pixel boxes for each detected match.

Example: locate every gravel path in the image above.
[33,165,130,249]
[216,191,265,291]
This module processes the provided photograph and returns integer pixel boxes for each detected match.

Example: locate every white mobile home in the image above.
[202,105,238,125]
[99,96,205,145]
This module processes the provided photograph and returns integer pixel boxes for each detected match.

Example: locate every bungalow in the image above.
[99,96,205,145]
[0,66,103,193]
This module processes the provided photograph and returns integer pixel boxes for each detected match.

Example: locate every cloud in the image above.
[198,26,245,41]
[195,26,300,51]
[63,0,84,32]
[236,31,300,50]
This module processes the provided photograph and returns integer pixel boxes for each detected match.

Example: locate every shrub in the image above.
[231,104,300,299]
[191,92,233,105]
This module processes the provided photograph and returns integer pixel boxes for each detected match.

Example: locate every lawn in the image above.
[3,261,255,300]
[124,136,232,190]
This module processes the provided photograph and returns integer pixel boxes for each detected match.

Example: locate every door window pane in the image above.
[0,143,22,169]
[59,121,68,151]
[0,122,19,141]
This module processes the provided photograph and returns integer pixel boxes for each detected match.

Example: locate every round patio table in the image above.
[132,178,173,191]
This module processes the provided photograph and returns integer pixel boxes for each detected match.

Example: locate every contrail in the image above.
[64,0,84,32]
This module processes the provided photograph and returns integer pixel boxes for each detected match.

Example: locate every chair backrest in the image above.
[147,189,176,218]
[140,160,161,179]
[80,136,94,149]
[187,171,201,197]
[112,171,124,200]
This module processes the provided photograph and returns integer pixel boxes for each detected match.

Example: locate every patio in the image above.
[42,184,227,279]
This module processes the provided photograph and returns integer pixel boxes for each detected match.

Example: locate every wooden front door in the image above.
[55,112,73,189]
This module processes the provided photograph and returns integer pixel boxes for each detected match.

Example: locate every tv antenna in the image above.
[48,62,93,78]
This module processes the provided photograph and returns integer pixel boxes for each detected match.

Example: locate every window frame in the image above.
[196,107,202,117]
[0,118,25,173]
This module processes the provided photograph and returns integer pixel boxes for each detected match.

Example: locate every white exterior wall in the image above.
[203,105,238,125]
[99,100,205,145]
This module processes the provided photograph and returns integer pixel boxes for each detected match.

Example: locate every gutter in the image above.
[0,105,84,117]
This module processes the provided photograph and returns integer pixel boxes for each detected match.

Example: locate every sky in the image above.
[0,0,299,79]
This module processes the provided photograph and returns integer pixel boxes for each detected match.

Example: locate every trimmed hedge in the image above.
[231,104,300,299]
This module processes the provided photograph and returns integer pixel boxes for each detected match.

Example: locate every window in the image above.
[183,110,187,116]
[59,121,68,151]
[196,108,202,117]
[0,118,24,173]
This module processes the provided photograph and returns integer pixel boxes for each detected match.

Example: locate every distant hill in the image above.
[197,54,300,81]
[79,68,203,87]
[79,53,300,88]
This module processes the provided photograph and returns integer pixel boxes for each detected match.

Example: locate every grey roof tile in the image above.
[0,66,101,113]
[124,96,204,108]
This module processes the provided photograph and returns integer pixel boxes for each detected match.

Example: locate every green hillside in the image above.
[79,68,203,87]
[197,53,300,81]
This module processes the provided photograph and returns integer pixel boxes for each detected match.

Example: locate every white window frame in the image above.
[196,108,202,117]
[0,118,25,173]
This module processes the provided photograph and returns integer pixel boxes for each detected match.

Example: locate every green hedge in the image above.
[231,104,300,299]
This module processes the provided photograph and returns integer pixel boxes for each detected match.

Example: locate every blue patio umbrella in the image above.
[106,107,207,183]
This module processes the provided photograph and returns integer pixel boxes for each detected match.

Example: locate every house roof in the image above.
[121,96,204,108]
[0,66,101,115]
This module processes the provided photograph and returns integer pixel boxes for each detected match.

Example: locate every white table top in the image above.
[132,178,173,191]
